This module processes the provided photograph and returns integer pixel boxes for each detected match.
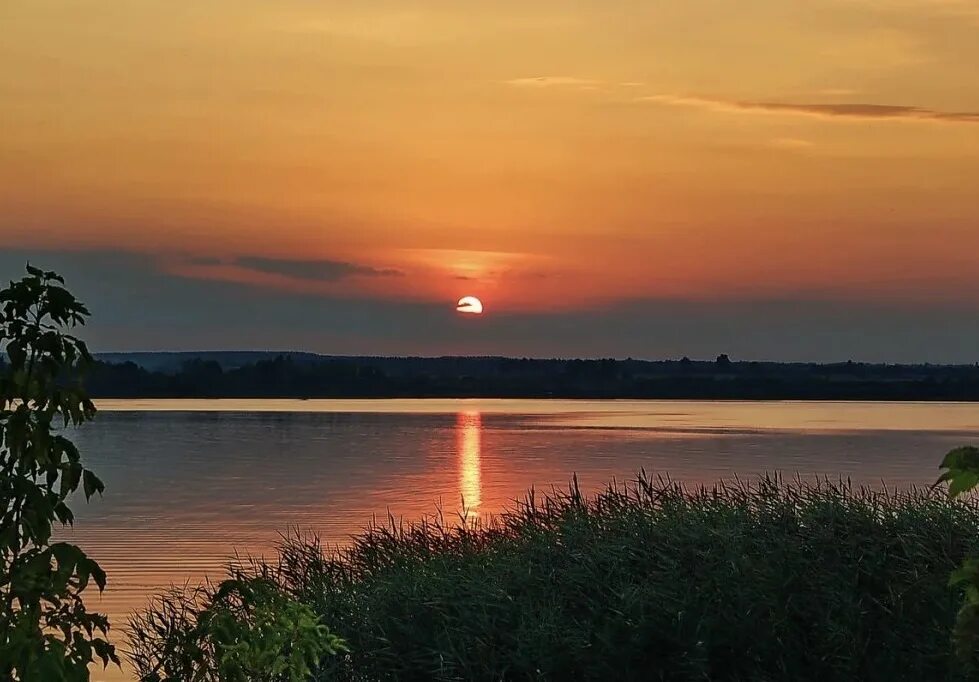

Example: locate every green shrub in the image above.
[937,445,979,667]
[128,575,347,681]
[135,473,979,681]
[0,265,117,679]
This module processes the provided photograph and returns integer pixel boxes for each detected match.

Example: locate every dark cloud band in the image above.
[234,256,404,282]
[642,95,979,123]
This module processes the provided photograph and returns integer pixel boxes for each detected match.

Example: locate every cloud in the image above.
[234,256,404,282]
[640,94,741,111]
[640,94,979,123]
[743,102,979,122]
[504,77,655,94]
[504,76,602,89]
[815,88,860,97]
[844,0,979,23]
[5,248,979,362]
[769,138,816,150]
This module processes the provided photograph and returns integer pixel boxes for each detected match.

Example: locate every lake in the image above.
[64,399,979,681]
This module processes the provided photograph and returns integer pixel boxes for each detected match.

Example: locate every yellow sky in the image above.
[2,0,978,311]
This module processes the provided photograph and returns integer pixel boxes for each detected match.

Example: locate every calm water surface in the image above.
[65,399,979,680]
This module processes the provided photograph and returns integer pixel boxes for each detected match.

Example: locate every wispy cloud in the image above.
[640,94,979,124]
[505,77,653,93]
[769,138,816,150]
[844,0,979,23]
[815,88,860,97]
[235,257,404,282]
[504,76,602,89]
[744,102,979,123]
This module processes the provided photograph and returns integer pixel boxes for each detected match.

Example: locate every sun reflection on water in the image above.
[457,411,482,520]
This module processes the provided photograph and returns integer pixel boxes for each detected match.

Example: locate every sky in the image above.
[2,0,978,361]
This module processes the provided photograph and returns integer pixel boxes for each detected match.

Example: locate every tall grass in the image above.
[130,473,979,681]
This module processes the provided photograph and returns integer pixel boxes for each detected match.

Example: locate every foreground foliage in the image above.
[938,446,979,665]
[134,474,979,681]
[0,265,117,679]
[129,576,347,682]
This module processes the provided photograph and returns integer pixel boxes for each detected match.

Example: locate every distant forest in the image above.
[72,352,979,400]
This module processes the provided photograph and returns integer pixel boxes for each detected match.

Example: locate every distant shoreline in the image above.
[84,353,979,402]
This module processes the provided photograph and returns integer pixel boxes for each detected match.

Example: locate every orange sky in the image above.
[2,0,979,315]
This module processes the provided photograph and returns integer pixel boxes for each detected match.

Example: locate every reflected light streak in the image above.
[457,411,482,520]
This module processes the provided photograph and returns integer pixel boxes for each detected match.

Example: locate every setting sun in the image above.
[457,296,484,314]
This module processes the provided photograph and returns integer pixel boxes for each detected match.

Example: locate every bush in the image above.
[133,473,979,681]
[0,265,117,679]
[128,575,347,681]
[937,445,979,666]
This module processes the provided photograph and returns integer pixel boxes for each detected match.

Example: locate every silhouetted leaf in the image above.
[90,558,107,592]
[82,469,105,500]
[61,461,82,497]
[53,501,75,526]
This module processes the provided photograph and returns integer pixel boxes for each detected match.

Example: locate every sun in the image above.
[456,296,483,314]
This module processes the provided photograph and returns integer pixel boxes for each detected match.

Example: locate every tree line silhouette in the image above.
[71,354,979,400]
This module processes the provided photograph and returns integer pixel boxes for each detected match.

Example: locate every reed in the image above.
[130,473,979,681]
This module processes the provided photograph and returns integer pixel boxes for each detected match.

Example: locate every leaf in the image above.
[82,469,105,500]
[92,638,119,667]
[951,558,979,589]
[950,471,979,497]
[937,446,979,498]
[941,446,979,471]
[61,462,82,498]
[87,558,108,592]
[53,501,75,526]
[51,542,83,575]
